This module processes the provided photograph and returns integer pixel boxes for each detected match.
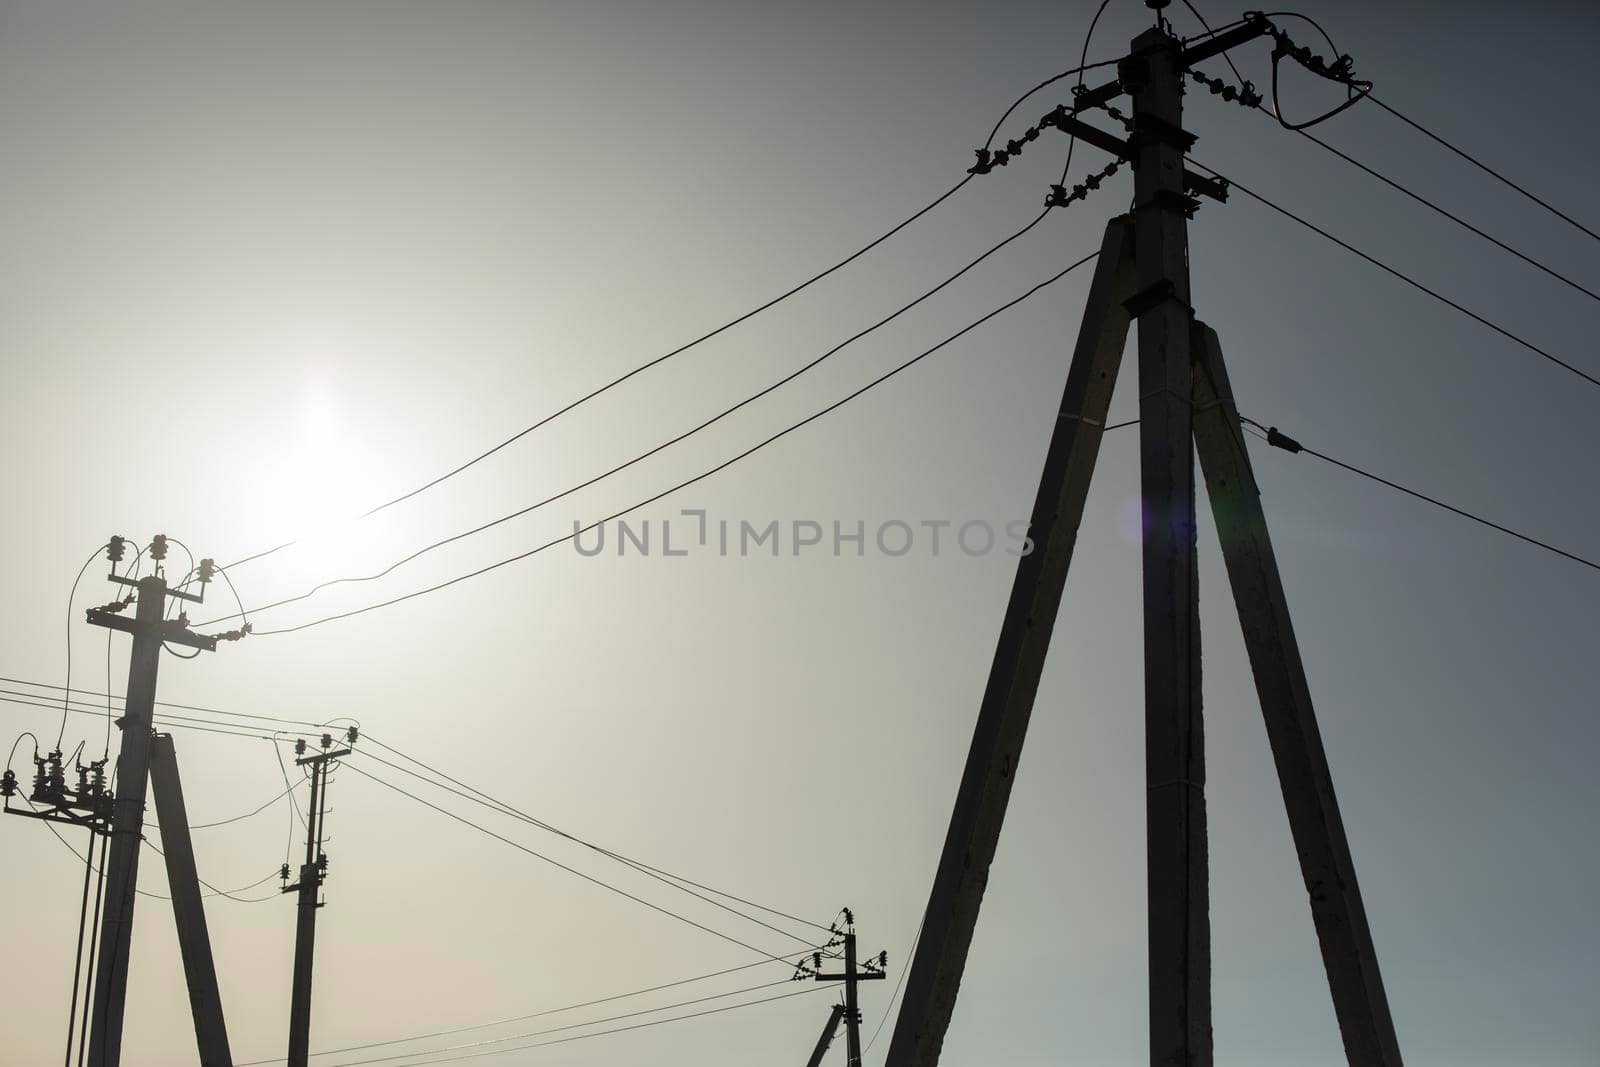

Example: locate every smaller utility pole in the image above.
[282,730,354,1067]
[796,909,886,1066]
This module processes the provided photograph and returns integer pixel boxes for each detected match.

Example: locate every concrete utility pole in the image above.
[1125,25,1210,1065]
[85,538,223,1067]
[283,734,351,1067]
[803,910,886,1066]
[886,12,1402,1067]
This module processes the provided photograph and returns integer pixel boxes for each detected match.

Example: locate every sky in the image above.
[1,1,1597,1065]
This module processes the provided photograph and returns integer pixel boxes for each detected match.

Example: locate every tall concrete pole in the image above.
[843,929,863,1067]
[285,743,347,1067]
[1126,25,1211,1067]
[86,575,167,1067]
[286,756,323,1067]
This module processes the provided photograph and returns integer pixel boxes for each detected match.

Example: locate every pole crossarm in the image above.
[86,608,217,652]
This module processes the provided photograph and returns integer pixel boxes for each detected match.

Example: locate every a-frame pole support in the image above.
[884,216,1136,1066]
[1190,323,1403,1065]
[148,734,233,1066]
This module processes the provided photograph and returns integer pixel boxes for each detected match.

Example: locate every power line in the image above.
[1186,157,1600,389]
[208,205,1062,628]
[364,735,827,933]
[327,984,833,1067]
[218,54,1130,578]
[339,761,821,966]
[1263,113,1600,305]
[248,250,1104,636]
[864,911,923,1054]
[351,744,825,947]
[0,675,328,730]
[1368,94,1600,246]
[55,543,106,749]
[1240,419,1600,573]
[220,176,976,574]
[236,949,819,1065]
[0,692,291,744]
[314,978,801,1067]
[0,687,325,742]
[15,790,280,903]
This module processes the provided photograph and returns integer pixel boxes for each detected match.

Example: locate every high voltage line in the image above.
[329,983,834,1067]
[340,760,823,967]
[1185,157,1600,389]
[235,949,820,1064]
[217,53,1127,578]
[303,978,803,1067]
[0,682,835,948]
[238,252,1107,636]
[202,202,1067,629]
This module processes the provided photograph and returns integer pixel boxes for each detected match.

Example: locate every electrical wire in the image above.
[326,984,832,1067]
[248,250,1103,636]
[1239,419,1599,572]
[363,735,824,933]
[1253,113,1600,306]
[0,681,328,729]
[312,978,802,1067]
[235,949,820,1066]
[140,779,301,832]
[0,692,296,745]
[218,53,1133,579]
[1366,94,1600,246]
[1178,0,1246,89]
[207,204,1064,628]
[339,761,818,966]
[0,688,325,741]
[864,912,924,1054]
[56,544,107,749]
[352,743,823,946]
[1185,157,1600,389]
[221,175,980,574]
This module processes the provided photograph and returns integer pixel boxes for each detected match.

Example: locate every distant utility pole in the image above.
[796,909,886,1066]
[282,730,354,1067]
[82,534,244,1067]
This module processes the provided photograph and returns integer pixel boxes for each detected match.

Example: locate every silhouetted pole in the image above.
[148,734,232,1065]
[85,563,217,1067]
[807,910,885,1067]
[1126,24,1210,1066]
[884,218,1137,1066]
[285,737,349,1067]
[803,1004,846,1067]
[1189,323,1403,1064]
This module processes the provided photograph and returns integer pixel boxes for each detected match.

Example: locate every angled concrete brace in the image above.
[148,733,233,1066]
[1190,322,1403,1066]
[885,216,1136,1067]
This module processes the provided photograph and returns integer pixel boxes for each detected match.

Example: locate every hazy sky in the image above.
[2,2,1598,1065]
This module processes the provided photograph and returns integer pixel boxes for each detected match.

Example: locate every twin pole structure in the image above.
[886,15,1403,1067]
